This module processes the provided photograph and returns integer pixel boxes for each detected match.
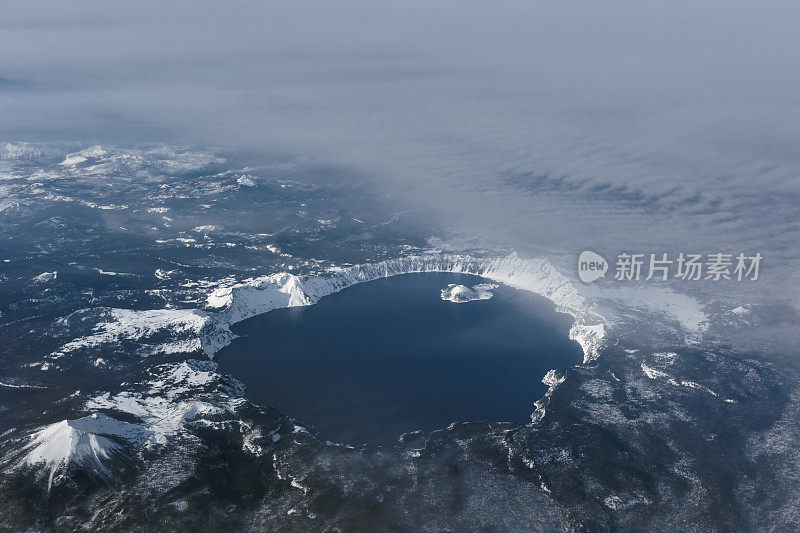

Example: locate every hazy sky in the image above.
[2,1,799,303]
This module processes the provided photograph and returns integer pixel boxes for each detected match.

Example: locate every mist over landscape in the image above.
[4,2,800,282]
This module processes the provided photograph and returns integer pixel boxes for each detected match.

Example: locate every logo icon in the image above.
[578,250,608,283]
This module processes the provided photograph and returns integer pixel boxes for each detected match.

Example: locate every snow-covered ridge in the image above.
[55,252,608,364]
[54,308,209,359]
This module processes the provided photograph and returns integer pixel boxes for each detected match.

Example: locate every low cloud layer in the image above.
[2,0,799,303]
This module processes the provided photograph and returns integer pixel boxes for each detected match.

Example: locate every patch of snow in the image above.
[59,145,106,166]
[139,339,203,357]
[0,142,45,161]
[641,362,721,397]
[96,269,134,277]
[154,268,176,280]
[604,495,623,510]
[582,283,707,337]
[652,352,678,363]
[0,381,45,390]
[33,271,57,283]
[236,175,256,187]
[542,369,566,389]
[679,380,718,396]
[641,363,670,380]
[603,493,651,511]
[193,225,218,232]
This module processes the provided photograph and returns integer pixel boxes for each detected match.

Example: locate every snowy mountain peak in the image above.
[15,414,144,490]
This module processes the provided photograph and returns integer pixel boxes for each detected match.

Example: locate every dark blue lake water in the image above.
[216,273,582,444]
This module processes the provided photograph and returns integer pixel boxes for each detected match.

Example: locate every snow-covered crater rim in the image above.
[51,252,607,371]
[205,252,607,364]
